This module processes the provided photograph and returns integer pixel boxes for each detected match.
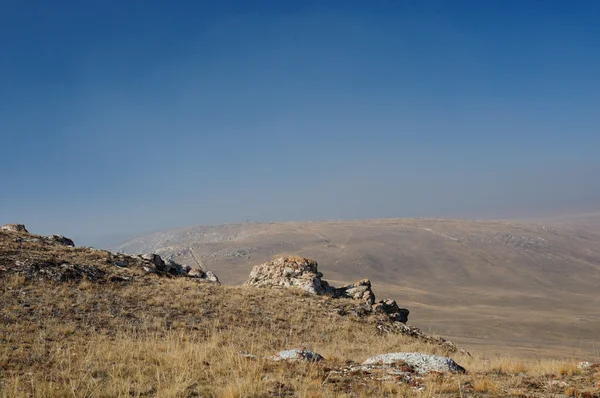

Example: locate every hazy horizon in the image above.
[2,1,599,242]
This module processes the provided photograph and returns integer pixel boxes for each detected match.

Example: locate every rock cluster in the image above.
[132,253,219,282]
[244,256,409,323]
[1,224,219,284]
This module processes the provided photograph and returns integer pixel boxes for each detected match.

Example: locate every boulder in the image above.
[244,256,330,295]
[361,352,465,375]
[1,224,28,233]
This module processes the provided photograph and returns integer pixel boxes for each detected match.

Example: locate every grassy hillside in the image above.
[2,228,600,397]
[114,218,600,358]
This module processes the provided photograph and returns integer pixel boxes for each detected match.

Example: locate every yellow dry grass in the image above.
[1,231,600,397]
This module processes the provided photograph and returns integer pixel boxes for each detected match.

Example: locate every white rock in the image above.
[362,352,465,374]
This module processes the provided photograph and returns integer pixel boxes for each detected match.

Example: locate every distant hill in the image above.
[113,217,600,357]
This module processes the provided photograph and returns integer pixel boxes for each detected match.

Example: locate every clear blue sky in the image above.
[2,0,599,243]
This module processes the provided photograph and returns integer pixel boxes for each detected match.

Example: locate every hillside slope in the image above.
[114,218,600,357]
[3,226,600,397]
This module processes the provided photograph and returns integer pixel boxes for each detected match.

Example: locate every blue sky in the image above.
[1,0,599,243]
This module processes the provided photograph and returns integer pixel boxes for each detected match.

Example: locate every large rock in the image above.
[244,256,330,295]
[361,352,465,375]
[1,224,28,233]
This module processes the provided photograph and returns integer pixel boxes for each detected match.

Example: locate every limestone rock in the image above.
[361,352,465,375]
[268,349,324,362]
[244,256,329,295]
[1,224,28,233]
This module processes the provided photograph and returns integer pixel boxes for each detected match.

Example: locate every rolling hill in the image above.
[114,217,600,358]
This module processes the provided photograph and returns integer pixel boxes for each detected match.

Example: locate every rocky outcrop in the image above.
[245,256,329,294]
[244,256,408,323]
[140,253,220,283]
[1,224,28,233]
[1,225,220,284]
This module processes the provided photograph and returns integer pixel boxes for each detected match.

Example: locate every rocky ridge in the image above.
[245,256,409,323]
[0,224,220,284]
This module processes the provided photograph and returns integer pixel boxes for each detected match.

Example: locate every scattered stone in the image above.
[1,224,28,233]
[362,352,466,375]
[268,349,324,362]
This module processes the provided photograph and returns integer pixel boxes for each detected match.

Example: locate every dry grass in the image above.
[1,231,600,397]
